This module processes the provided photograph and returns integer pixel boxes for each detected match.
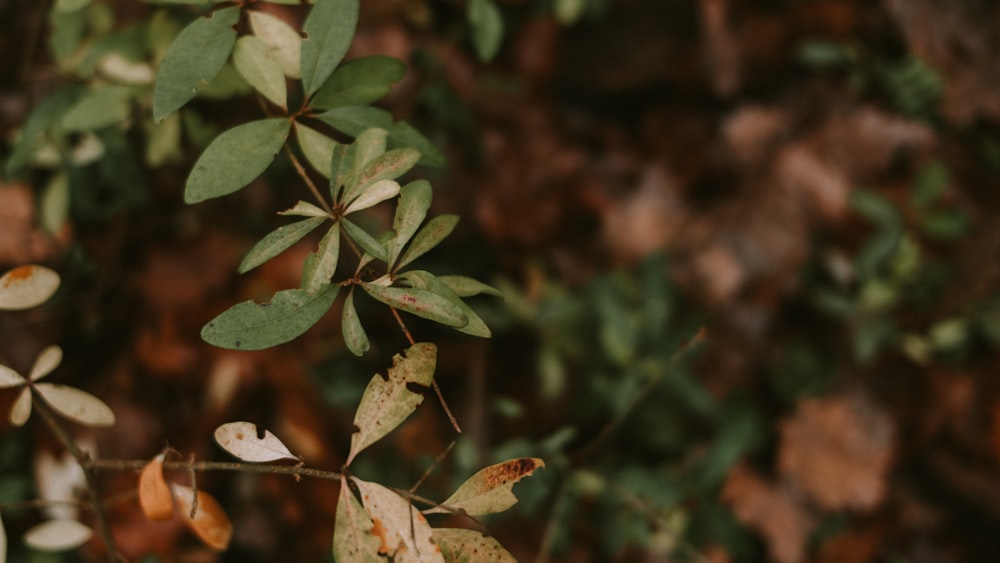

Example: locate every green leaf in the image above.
[295,122,337,178]
[426,458,545,516]
[301,0,359,97]
[303,223,341,293]
[342,148,420,206]
[340,218,388,262]
[333,476,382,562]
[389,180,432,264]
[6,87,80,176]
[62,86,131,132]
[437,275,504,298]
[310,55,406,110]
[361,283,467,327]
[396,214,459,269]
[201,284,340,350]
[351,127,389,174]
[239,216,326,274]
[316,106,393,138]
[40,173,70,235]
[152,6,239,121]
[232,36,288,109]
[350,478,442,561]
[247,10,302,78]
[387,121,446,167]
[400,270,491,338]
[347,343,437,464]
[432,528,517,563]
[185,118,292,203]
[468,0,503,62]
[329,138,356,200]
[342,288,370,356]
[343,179,400,214]
[54,0,91,13]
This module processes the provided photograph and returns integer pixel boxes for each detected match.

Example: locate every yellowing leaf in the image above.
[10,388,31,426]
[29,346,62,381]
[248,10,301,78]
[432,528,516,563]
[23,519,92,551]
[171,484,233,550]
[232,35,287,109]
[351,478,443,562]
[213,421,298,463]
[343,179,401,214]
[294,122,337,178]
[0,365,23,389]
[347,343,437,465]
[427,458,545,516]
[333,475,382,562]
[0,265,60,311]
[35,383,115,427]
[139,453,174,521]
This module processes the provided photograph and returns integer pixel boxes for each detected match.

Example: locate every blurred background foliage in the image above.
[3,0,1000,561]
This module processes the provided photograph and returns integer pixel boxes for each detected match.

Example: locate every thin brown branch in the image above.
[85,458,343,480]
[284,142,332,214]
[389,307,462,433]
[410,440,456,493]
[534,481,569,563]
[570,327,707,464]
[32,393,120,563]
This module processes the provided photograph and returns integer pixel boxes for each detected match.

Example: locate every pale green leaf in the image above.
[248,10,302,78]
[214,421,298,463]
[184,118,291,203]
[396,215,459,269]
[29,346,63,381]
[342,147,420,206]
[310,55,405,110]
[426,458,544,516]
[350,478,443,562]
[239,216,326,274]
[278,200,329,218]
[347,343,437,464]
[201,284,340,350]
[361,283,467,327]
[152,6,239,121]
[295,122,337,178]
[389,180,432,265]
[62,85,131,132]
[0,365,23,389]
[432,528,517,563]
[343,179,400,214]
[23,519,92,552]
[436,275,504,298]
[341,218,388,263]
[399,271,490,338]
[554,0,587,25]
[145,111,182,166]
[196,61,252,100]
[351,127,389,175]
[333,476,382,562]
[9,388,31,426]
[341,288,370,356]
[0,265,61,311]
[36,384,116,427]
[54,0,91,12]
[6,87,79,176]
[301,0,359,97]
[303,223,341,293]
[468,0,503,62]
[233,36,288,108]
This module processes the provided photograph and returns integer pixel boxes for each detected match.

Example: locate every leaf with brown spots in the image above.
[426,457,545,516]
[138,453,174,521]
[347,343,437,465]
[333,475,382,562]
[0,265,60,310]
[351,477,443,562]
[213,421,299,463]
[432,528,516,563]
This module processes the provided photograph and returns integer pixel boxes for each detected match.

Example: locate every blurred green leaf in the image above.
[468,0,503,62]
[152,6,239,121]
[62,86,132,132]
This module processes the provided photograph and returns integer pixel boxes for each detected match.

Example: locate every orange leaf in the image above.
[170,484,232,550]
[138,454,174,521]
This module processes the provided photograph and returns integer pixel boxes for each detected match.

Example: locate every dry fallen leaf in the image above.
[139,453,174,521]
[722,464,813,563]
[778,393,894,511]
[170,484,233,550]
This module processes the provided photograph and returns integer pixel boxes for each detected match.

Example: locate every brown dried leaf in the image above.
[778,394,894,511]
[351,477,443,562]
[722,464,813,563]
[170,484,233,550]
[138,453,174,521]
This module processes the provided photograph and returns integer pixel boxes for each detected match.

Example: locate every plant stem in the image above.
[32,394,120,563]
[284,142,332,215]
[86,458,343,480]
